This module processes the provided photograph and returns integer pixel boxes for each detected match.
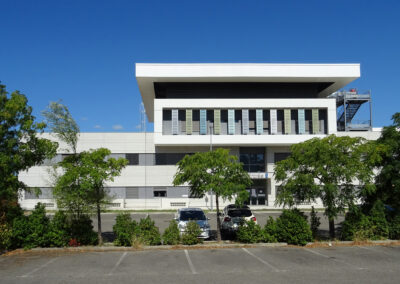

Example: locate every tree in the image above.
[372,113,400,210]
[54,148,127,244]
[42,101,79,153]
[274,135,382,239]
[173,148,252,241]
[0,84,58,221]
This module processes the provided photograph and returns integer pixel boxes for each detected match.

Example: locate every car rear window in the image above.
[180,211,206,221]
[228,209,252,217]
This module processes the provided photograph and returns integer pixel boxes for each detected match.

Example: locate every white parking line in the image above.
[304,248,366,270]
[184,250,198,275]
[107,252,128,276]
[242,248,282,272]
[19,257,59,278]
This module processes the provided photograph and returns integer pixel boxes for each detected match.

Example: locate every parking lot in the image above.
[1,245,400,283]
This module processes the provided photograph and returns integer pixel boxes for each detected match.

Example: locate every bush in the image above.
[276,209,312,246]
[310,206,321,239]
[182,221,202,245]
[237,220,264,243]
[113,213,137,246]
[135,216,161,246]
[0,214,12,251]
[46,211,71,247]
[163,220,180,245]
[341,202,389,241]
[11,203,50,249]
[388,215,400,239]
[70,214,98,246]
[264,217,278,243]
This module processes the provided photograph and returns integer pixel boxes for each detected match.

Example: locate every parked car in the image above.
[175,208,211,239]
[220,204,257,238]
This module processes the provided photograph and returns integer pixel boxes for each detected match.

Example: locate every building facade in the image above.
[19,63,381,210]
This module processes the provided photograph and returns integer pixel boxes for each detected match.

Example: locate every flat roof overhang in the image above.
[135,63,360,122]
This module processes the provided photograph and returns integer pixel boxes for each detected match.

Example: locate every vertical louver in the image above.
[228,109,235,135]
[256,109,263,135]
[284,109,291,134]
[242,109,249,135]
[214,109,221,134]
[312,109,319,134]
[270,109,277,134]
[186,109,192,135]
[298,109,305,134]
[171,109,178,135]
[200,109,207,135]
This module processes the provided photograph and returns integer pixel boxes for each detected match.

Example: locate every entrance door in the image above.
[245,180,267,206]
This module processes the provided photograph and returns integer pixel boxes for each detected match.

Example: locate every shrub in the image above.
[135,216,161,246]
[70,214,98,245]
[341,202,389,241]
[181,221,202,245]
[236,220,265,243]
[263,217,278,243]
[276,209,312,246]
[11,203,50,249]
[388,215,400,239]
[163,220,180,245]
[46,211,71,247]
[113,213,137,246]
[0,214,12,251]
[310,206,321,239]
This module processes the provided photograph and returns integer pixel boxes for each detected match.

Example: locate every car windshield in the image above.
[180,211,206,221]
[228,209,252,217]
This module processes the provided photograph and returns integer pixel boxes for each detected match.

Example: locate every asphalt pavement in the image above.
[1,245,399,283]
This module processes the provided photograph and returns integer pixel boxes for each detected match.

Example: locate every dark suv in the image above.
[220,204,256,238]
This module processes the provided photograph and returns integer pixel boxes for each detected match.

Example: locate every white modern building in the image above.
[19,63,381,210]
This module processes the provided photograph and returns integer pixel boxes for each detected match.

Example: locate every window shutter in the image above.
[270,109,277,134]
[312,109,319,134]
[298,109,305,134]
[200,109,207,135]
[171,109,178,135]
[214,109,221,134]
[186,109,192,135]
[228,109,235,135]
[242,109,249,135]
[284,109,291,134]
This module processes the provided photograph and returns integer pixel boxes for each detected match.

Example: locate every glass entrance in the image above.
[245,180,267,206]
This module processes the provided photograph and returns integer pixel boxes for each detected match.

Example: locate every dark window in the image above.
[126,154,139,165]
[155,153,192,165]
[228,209,252,217]
[239,147,265,172]
[179,210,206,221]
[274,152,291,163]
[154,190,167,197]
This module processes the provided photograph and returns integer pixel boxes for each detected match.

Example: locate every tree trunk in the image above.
[215,192,222,242]
[329,217,335,239]
[97,202,103,245]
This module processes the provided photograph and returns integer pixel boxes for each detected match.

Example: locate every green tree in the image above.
[173,148,252,241]
[0,84,57,220]
[54,148,127,244]
[274,135,382,239]
[372,113,400,210]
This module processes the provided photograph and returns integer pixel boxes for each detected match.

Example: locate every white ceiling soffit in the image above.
[135,63,360,122]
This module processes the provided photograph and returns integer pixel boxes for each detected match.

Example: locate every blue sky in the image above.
[1,0,399,131]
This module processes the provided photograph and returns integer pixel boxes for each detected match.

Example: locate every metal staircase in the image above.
[330,90,372,131]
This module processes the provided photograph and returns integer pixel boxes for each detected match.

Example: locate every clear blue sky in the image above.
[1,0,399,131]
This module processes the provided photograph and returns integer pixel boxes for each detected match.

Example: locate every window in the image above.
[126,154,139,165]
[154,190,167,197]
[239,147,265,172]
[274,152,291,163]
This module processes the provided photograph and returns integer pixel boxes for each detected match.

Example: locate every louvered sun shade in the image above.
[228,109,235,135]
[242,109,249,135]
[171,109,178,135]
[214,109,221,134]
[200,109,207,135]
[270,109,277,134]
[256,109,263,135]
[298,109,305,134]
[186,109,192,135]
[312,109,319,134]
[284,109,291,134]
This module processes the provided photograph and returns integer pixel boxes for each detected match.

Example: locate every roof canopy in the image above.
[135,63,360,122]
